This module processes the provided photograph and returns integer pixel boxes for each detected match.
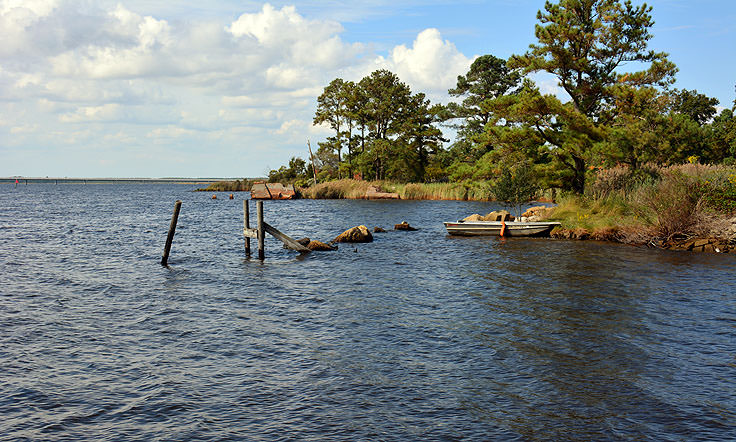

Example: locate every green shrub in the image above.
[635,171,701,240]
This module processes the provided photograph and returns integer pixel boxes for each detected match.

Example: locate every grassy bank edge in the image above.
[196,167,736,253]
[195,179,256,192]
[298,179,530,201]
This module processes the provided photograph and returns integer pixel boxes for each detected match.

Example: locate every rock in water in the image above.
[307,240,337,251]
[394,221,417,231]
[374,227,387,233]
[284,237,311,249]
[334,225,373,243]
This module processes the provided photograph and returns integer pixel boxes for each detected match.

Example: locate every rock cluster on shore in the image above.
[550,227,735,253]
[520,206,554,222]
[463,210,515,222]
[661,238,733,253]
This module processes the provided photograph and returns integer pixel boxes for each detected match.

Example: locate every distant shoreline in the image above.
[1,178,251,185]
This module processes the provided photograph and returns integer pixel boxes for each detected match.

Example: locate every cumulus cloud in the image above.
[0,0,60,57]
[59,103,122,123]
[0,1,476,177]
[49,5,176,79]
[383,28,472,96]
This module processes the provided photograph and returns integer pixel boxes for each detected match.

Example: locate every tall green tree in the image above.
[340,80,363,177]
[314,78,352,177]
[708,109,736,162]
[671,89,719,126]
[446,55,521,157]
[396,93,448,181]
[312,69,446,182]
[599,85,705,168]
[498,0,677,193]
[268,157,308,184]
[358,70,413,180]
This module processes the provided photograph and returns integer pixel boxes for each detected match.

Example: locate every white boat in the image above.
[443,220,561,237]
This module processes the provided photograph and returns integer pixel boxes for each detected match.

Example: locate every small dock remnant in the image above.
[365,186,399,199]
[250,182,296,200]
[243,200,310,259]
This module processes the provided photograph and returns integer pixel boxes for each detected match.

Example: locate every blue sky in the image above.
[1,0,734,178]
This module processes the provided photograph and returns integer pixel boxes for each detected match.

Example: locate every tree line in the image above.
[268,0,736,194]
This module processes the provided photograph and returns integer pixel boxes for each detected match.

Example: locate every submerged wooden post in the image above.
[243,200,251,256]
[257,200,265,260]
[161,200,182,266]
[243,200,309,260]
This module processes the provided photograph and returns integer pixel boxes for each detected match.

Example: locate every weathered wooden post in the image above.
[257,200,265,259]
[161,200,182,266]
[243,200,251,256]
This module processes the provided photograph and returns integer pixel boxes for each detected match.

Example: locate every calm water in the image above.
[1,184,735,441]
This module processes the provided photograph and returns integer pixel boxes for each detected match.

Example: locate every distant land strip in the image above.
[0,177,259,185]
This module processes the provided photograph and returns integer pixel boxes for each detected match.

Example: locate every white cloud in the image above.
[228,3,365,73]
[265,64,311,89]
[0,0,59,56]
[10,123,39,134]
[385,28,472,94]
[48,5,175,79]
[59,103,121,123]
[1,1,477,177]
[229,4,341,48]
[147,126,197,139]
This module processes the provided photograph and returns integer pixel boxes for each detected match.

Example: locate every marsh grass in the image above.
[299,164,735,242]
[197,179,254,192]
[550,194,646,230]
[300,180,494,201]
[549,163,736,242]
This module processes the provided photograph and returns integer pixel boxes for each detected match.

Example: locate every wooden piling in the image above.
[243,200,251,256]
[161,200,182,266]
[257,200,265,260]
[242,200,311,259]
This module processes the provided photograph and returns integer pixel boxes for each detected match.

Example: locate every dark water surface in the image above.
[1,184,735,441]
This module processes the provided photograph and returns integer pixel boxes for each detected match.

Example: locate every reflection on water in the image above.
[1,184,735,441]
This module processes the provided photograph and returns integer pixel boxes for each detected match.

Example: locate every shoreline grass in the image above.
[298,179,498,201]
[544,164,736,246]
[196,179,255,192]
[196,164,736,250]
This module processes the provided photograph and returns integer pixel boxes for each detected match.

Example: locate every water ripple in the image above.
[1,184,735,441]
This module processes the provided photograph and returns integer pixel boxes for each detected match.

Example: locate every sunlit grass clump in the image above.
[300,179,494,201]
[547,163,736,242]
